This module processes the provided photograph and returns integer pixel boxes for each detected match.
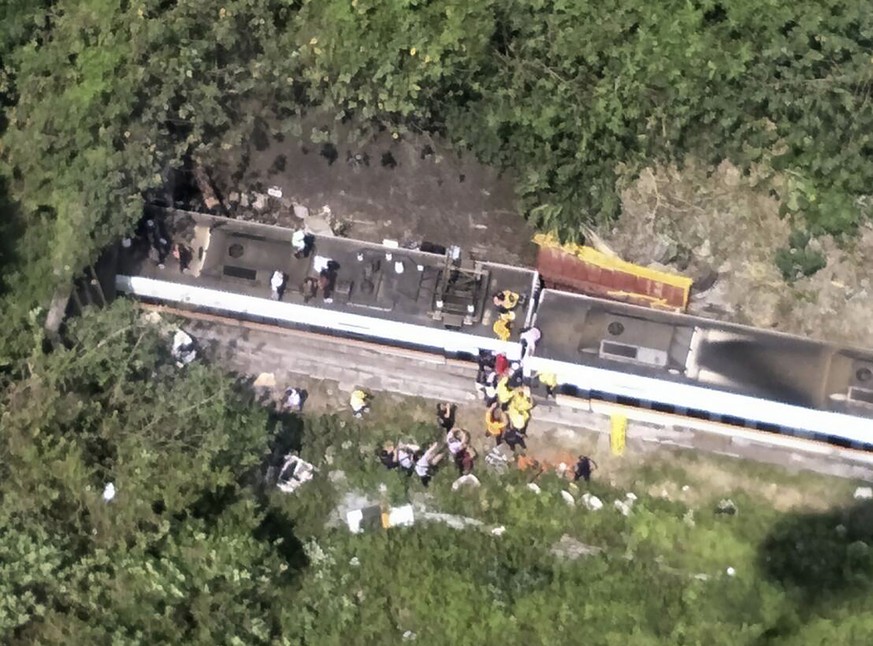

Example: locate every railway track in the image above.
[143,303,873,482]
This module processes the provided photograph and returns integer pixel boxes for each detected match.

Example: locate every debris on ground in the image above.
[451,474,481,491]
[253,372,277,388]
[171,329,197,367]
[276,454,317,494]
[716,498,738,515]
[102,482,116,503]
[581,493,604,511]
[726,567,737,577]
[485,444,513,473]
[419,511,484,530]
[550,534,603,561]
[853,486,873,500]
[490,526,506,537]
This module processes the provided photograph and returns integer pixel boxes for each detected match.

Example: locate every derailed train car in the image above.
[115,210,873,459]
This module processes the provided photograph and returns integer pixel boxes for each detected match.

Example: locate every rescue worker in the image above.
[349,389,371,418]
[500,425,527,452]
[492,290,520,313]
[537,371,558,399]
[485,404,508,444]
[507,405,530,434]
[493,317,512,342]
[510,387,534,418]
[496,375,514,410]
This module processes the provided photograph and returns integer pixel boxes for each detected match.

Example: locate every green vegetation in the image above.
[1,303,872,643]
[2,2,873,642]
[2,0,872,301]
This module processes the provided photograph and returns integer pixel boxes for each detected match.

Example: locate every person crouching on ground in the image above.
[349,389,371,418]
[446,428,470,462]
[414,443,445,487]
[573,455,598,483]
[436,402,456,432]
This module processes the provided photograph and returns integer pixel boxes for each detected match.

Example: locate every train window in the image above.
[721,415,750,428]
[756,422,781,435]
[223,265,258,281]
[228,243,245,259]
[615,395,640,407]
[651,401,675,414]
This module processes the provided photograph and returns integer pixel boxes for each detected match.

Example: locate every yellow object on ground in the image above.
[610,414,627,456]
[493,318,511,341]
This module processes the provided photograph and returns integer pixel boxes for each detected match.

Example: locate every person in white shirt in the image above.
[445,428,469,457]
[520,326,542,360]
[283,387,303,412]
[414,442,445,487]
[270,270,286,300]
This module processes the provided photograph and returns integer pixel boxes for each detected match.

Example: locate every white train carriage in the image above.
[527,288,873,452]
[115,211,537,360]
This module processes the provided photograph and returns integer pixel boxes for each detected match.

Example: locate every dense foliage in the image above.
[2,3,873,638]
[2,304,873,642]
[1,0,871,298]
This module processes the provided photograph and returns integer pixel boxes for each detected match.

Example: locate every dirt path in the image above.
[212,116,538,266]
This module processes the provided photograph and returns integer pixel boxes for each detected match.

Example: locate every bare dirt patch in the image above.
[211,117,537,266]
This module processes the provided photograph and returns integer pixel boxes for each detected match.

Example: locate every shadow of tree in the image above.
[756,498,873,642]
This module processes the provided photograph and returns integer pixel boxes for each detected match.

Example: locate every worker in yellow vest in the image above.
[496,376,514,409]
[537,371,558,398]
[485,404,508,443]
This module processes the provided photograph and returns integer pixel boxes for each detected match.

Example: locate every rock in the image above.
[581,493,603,511]
[490,526,506,537]
[696,239,712,259]
[293,204,310,220]
[614,500,632,516]
[328,470,347,483]
[252,193,268,210]
[526,483,542,494]
[451,474,481,491]
[228,191,240,203]
[683,510,696,527]
[726,567,736,577]
[681,485,690,492]
[102,483,116,502]
[854,486,873,500]
[550,534,603,560]
[625,492,638,502]
[240,193,249,207]
[716,498,738,515]
[560,490,576,506]
[835,524,847,537]
[349,556,361,567]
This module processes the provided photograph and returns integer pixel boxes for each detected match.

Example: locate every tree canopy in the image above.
[1,0,871,295]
